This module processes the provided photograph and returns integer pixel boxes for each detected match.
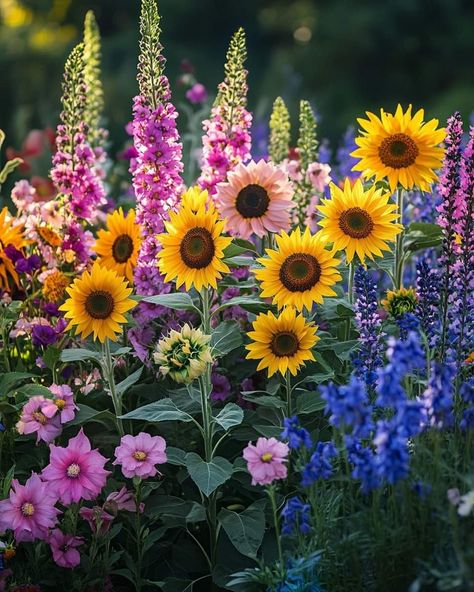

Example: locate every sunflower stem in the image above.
[102,339,124,436]
[285,370,293,418]
[394,186,405,289]
[267,484,284,578]
[344,261,355,344]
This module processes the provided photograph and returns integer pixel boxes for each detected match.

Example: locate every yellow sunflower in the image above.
[37,225,62,248]
[157,204,232,291]
[254,227,341,312]
[246,307,319,377]
[59,262,136,342]
[93,208,142,284]
[317,179,402,264]
[351,104,445,192]
[0,207,27,292]
[180,186,213,214]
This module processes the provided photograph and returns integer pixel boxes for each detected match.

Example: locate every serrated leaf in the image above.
[120,398,195,423]
[218,498,266,558]
[185,453,233,496]
[214,403,243,430]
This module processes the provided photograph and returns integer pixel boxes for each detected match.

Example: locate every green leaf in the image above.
[15,384,53,399]
[142,293,199,312]
[61,348,101,363]
[296,391,326,414]
[214,296,271,315]
[120,398,195,423]
[166,446,187,466]
[115,367,143,397]
[404,222,443,252]
[42,346,62,371]
[68,404,115,427]
[223,240,257,258]
[218,498,266,558]
[211,322,243,357]
[214,403,244,431]
[0,372,34,396]
[224,256,255,267]
[185,453,233,496]
[242,393,286,409]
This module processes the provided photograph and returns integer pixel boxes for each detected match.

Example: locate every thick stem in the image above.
[135,479,143,592]
[267,485,284,577]
[285,370,292,418]
[394,187,405,289]
[102,339,124,436]
[344,262,355,344]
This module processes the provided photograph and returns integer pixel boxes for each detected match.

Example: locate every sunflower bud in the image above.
[382,287,418,319]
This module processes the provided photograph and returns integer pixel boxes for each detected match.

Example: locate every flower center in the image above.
[261,452,273,463]
[21,502,35,517]
[270,331,299,357]
[85,290,115,319]
[378,133,419,169]
[179,227,215,269]
[133,450,147,461]
[55,399,66,410]
[66,463,81,478]
[339,207,374,239]
[112,234,134,263]
[32,410,47,425]
[235,184,270,219]
[279,253,322,292]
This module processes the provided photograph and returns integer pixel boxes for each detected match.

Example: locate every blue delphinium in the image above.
[422,361,456,428]
[396,312,420,340]
[301,441,338,487]
[271,553,323,592]
[281,496,312,536]
[281,416,313,450]
[373,420,410,484]
[320,375,373,438]
[416,258,440,343]
[460,377,474,430]
[352,266,384,388]
[345,436,380,493]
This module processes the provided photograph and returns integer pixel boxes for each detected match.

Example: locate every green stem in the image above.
[102,339,124,436]
[394,187,405,289]
[344,262,355,344]
[285,370,292,418]
[135,479,143,592]
[267,485,284,577]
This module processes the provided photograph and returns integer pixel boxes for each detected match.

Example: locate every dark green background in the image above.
[1,0,473,155]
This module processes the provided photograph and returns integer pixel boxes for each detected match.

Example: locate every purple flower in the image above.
[31,324,58,347]
[211,373,232,402]
[396,312,420,340]
[301,441,338,486]
[422,362,455,429]
[416,258,440,344]
[3,245,23,263]
[186,83,208,104]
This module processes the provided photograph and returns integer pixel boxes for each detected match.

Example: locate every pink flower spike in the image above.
[42,428,111,505]
[242,437,289,486]
[16,396,62,444]
[0,473,60,543]
[42,384,78,424]
[113,432,167,480]
[49,529,83,568]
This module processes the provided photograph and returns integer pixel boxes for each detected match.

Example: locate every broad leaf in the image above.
[296,391,326,415]
[214,296,271,315]
[166,446,187,466]
[215,403,244,431]
[68,404,115,427]
[242,393,286,409]
[0,372,34,395]
[211,322,243,357]
[404,222,443,252]
[185,453,233,496]
[120,399,195,423]
[115,367,143,397]
[218,498,266,558]
[142,293,199,312]
[61,348,101,363]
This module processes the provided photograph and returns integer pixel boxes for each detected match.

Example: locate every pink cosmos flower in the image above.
[42,384,78,424]
[113,432,167,479]
[0,473,60,542]
[42,429,111,505]
[242,437,289,486]
[306,162,332,193]
[216,159,294,240]
[16,396,62,444]
[186,83,208,105]
[79,506,114,536]
[105,486,144,514]
[48,529,83,568]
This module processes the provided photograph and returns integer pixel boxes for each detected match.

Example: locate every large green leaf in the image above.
[142,293,199,312]
[296,391,326,415]
[211,322,243,357]
[0,372,34,396]
[404,222,443,252]
[68,404,116,427]
[115,367,143,397]
[218,498,266,558]
[185,453,233,496]
[214,296,271,315]
[61,348,101,363]
[214,403,244,431]
[120,399,195,423]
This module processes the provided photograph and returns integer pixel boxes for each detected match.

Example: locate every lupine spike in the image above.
[297,100,318,172]
[137,0,166,109]
[268,96,291,164]
[60,43,86,155]
[215,27,248,114]
[83,11,104,146]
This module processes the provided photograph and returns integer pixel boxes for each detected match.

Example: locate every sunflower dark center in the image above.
[235,184,270,218]
[339,207,374,239]
[112,234,134,263]
[179,227,215,269]
[85,290,115,319]
[378,133,419,169]
[270,331,299,357]
[279,253,322,292]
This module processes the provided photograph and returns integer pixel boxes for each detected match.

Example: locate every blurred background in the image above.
[1,0,473,160]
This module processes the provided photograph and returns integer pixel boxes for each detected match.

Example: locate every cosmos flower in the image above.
[113,432,167,479]
[243,437,289,486]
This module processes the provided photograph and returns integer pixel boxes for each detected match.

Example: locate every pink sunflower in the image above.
[0,473,60,543]
[215,159,294,239]
[242,437,289,486]
[42,428,111,505]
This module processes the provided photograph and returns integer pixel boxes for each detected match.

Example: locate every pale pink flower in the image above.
[74,368,102,395]
[281,158,303,183]
[42,429,111,505]
[16,396,62,444]
[216,159,294,240]
[49,529,83,568]
[113,432,167,479]
[42,384,78,424]
[0,473,60,542]
[242,437,289,486]
[306,162,332,193]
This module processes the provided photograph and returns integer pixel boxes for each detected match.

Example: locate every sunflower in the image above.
[382,287,418,319]
[351,104,445,192]
[246,307,319,377]
[317,179,402,264]
[254,227,341,312]
[94,208,142,284]
[0,207,26,292]
[180,186,213,214]
[215,159,294,240]
[37,225,62,248]
[157,204,232,291]
[59,262,136,342]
